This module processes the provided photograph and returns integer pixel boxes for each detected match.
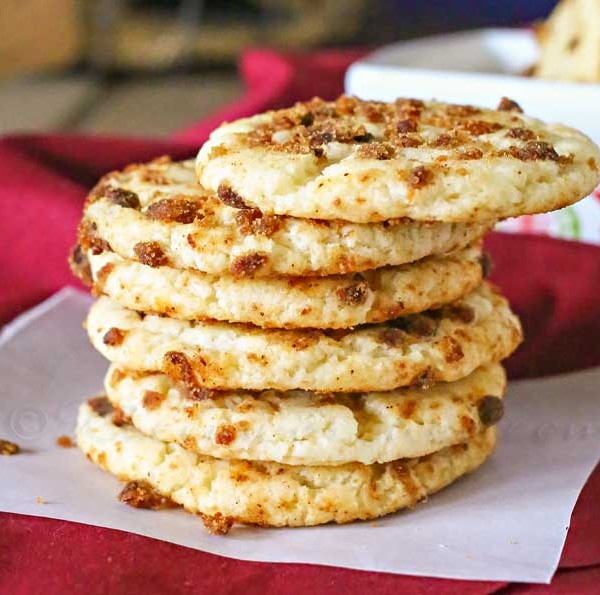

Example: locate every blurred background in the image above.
[0,0,559,137]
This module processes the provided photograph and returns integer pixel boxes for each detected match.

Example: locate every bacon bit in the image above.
[497,97,523,113]
[479,252,493,278]
[217,184,251,209]
[215,424,237,445]
[230,253,268,277]
[56,435,74,448]
[142,390,165,410]
[408,166,433,189]
[397,119,418,133]
[68,244,93,286]
[103,327,126,347]
[105,186,140,209]
[461,120,503,136]
[356,141,396,160]
[235,209,282,237]
[0,439,20,455]
[118,480,177,510]
[200,512,235,535]
[88,396,113,417]
[133,241,169,267]
[506,127,535,141]
[336,281,370,306]
[379,328,406,347]
[145,197,199,224]
[477,396,505,426]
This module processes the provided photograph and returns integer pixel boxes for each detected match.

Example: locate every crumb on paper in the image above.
[36,496,45,505]
[200,512,235,535]
[56,435,75,448]
[118,480,178,510]
[0,439,20,455]
[370,521,379,527]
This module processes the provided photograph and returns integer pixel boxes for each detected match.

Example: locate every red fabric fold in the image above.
[1,49,599,594]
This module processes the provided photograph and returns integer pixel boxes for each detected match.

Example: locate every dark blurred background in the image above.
[0,0,559,136]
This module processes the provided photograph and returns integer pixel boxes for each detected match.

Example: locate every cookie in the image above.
[196,95,600,222]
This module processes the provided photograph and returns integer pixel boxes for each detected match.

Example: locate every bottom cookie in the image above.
[77,399,496,532]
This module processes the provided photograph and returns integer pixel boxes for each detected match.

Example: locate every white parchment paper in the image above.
[1,288,600,584]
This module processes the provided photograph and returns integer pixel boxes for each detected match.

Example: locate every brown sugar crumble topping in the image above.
[230,253,268,277]
[163,351,217,402]
[102,327,127,346]
[336,280,370,306]
[200,512,235,535]
[506,127,536,141]
[497,97,523,113]
[235,209,282,237]
[235,95,570,171]
[477,396,505,426]
[408,166,433,189]
[79,221,110,255]
[0,439,20,455]
[133,241,169,267]
[215,424,237,445]
[56,435,75,448]
[105,186,140,209]
[217,184,251,209]
[118,480,177,510]
[145,197,199,224]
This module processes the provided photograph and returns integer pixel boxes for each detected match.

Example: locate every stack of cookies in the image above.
[71,96,600,534]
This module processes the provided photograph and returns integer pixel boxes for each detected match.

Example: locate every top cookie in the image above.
[196,95,600,223]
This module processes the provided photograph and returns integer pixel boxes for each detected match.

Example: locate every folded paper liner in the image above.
[1,288,599,584]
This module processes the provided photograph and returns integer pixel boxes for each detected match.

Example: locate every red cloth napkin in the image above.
[1,49,599,594]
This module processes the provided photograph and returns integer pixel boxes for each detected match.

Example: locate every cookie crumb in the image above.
[0,439,20,455]
[200,512,235,535]
[56,435,75,448]
[118,480,177,510]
